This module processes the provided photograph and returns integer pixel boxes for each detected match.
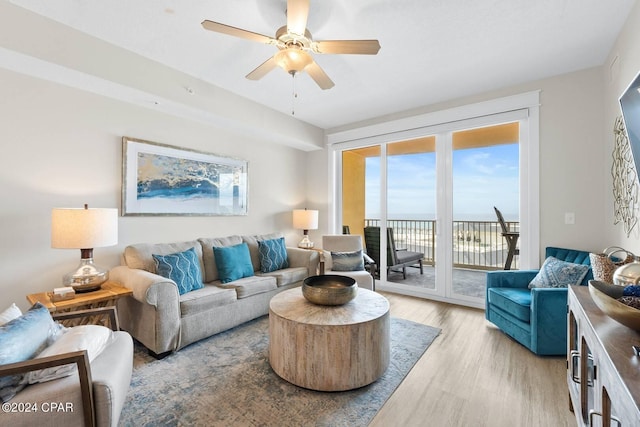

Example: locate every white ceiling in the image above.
[5,0,637,130]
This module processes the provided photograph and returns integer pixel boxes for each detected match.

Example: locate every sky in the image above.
[365,143,519,221]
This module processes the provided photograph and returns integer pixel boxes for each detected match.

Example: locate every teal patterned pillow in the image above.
[331,250,365,272]
[213,243,255,283]
[258,237,289,273]
[153,247,204,295]
[528,256,590,289]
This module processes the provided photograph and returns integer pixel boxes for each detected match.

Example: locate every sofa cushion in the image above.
[258,267,309,287]
[258,237,289,273]
[124,240,204,279]
[198,235,243,283]
[243,233,282,272]
[213,243,255,283]
[179,285,238,317]
[216,275,277,298]
[528,256,590,289]
[487,287,532,323]
[153,247,204,295]
[331,250,365,271]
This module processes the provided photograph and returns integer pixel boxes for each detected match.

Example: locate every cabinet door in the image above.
[580,336,597,424]
[568,309,581,414]
[595,366,640,427]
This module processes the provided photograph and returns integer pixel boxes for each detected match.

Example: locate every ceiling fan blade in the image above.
[306,61,335,90]
[246,57,278,80]
[287,0,310,36]
[315,40,381,55]
[202,20,274,44]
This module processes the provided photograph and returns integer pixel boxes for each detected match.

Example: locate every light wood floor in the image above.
[370,292,575,427]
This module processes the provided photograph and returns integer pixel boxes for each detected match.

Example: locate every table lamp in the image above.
[51,204,118,292]
[293,209,318,248]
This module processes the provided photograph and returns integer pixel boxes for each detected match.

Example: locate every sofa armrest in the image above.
[286,247,320,276]
[0,351,94,427]
[486,270,539,289]
[109,265,179,307]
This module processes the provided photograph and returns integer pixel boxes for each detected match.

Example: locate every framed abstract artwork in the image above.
[122,137,248,216]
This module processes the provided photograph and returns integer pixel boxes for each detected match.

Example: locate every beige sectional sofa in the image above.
[110,233,319,357]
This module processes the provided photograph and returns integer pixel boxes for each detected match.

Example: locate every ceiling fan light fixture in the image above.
[274,47,313,75]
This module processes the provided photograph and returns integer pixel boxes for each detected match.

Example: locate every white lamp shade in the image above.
[51,207,118,249]
[292,209,319,230]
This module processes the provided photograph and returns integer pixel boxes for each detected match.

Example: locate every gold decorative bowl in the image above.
[588,280,640,331]
[302,275,357,306]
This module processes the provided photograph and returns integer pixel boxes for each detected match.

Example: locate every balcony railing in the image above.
[364,218,519,270]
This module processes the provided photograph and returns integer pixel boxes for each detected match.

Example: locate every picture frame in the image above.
[122,137,248,216]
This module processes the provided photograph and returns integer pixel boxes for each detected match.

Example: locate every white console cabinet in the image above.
[567,285,640,426]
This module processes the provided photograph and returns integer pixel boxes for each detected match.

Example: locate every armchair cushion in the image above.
[153,247,204,295]
[331,250,365,272]
[257,237,289,273]
[487,288,532,323]
[528,256,590,289]
[27,325,113,384]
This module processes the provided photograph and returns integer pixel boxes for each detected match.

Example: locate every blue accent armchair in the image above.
[485,247,593,356]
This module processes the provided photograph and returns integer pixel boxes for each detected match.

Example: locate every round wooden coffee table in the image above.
[269,287,390,391]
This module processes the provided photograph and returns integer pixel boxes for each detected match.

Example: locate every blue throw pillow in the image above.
[153,247,204,295]
[0,302,58,402]
[528,256,590,289]
[213,243,255,283]
[258,237,289,273]
[331,250,365,272]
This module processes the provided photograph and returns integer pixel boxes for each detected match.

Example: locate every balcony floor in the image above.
[385,265,489,299]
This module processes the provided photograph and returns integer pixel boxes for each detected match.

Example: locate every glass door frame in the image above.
[327,91,540,308]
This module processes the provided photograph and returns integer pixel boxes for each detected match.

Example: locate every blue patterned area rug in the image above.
[119,316,440,427]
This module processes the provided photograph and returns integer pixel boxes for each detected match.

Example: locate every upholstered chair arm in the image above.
[530,287,569,354]
[286,247,320,276]
[486,270,539,289]
[0,350,94,427]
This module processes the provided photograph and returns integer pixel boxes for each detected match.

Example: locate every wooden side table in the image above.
[26,281,132,327]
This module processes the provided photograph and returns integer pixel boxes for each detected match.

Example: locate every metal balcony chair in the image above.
[494,206,519,270]
[363,226,424,280]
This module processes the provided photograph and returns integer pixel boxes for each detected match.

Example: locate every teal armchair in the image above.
[485,247,593,356]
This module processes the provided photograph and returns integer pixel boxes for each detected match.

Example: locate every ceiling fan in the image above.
[201,0,381,90]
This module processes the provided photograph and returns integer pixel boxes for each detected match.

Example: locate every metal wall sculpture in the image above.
[612,116,638,236]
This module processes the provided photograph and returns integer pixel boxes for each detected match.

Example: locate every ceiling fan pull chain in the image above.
[291,73,298,116]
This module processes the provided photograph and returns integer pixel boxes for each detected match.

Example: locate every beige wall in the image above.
[0,68,310,311]
[604,1,640,254]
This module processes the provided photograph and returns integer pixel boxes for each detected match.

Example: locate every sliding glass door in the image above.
[450,123,520,303]
[331,93,538,308]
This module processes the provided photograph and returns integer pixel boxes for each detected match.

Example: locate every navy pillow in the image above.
[258,237,289,273]
[153,247,204,295]
[0,303,58,402]
[331,250,365,272]
[213,243,255,283]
